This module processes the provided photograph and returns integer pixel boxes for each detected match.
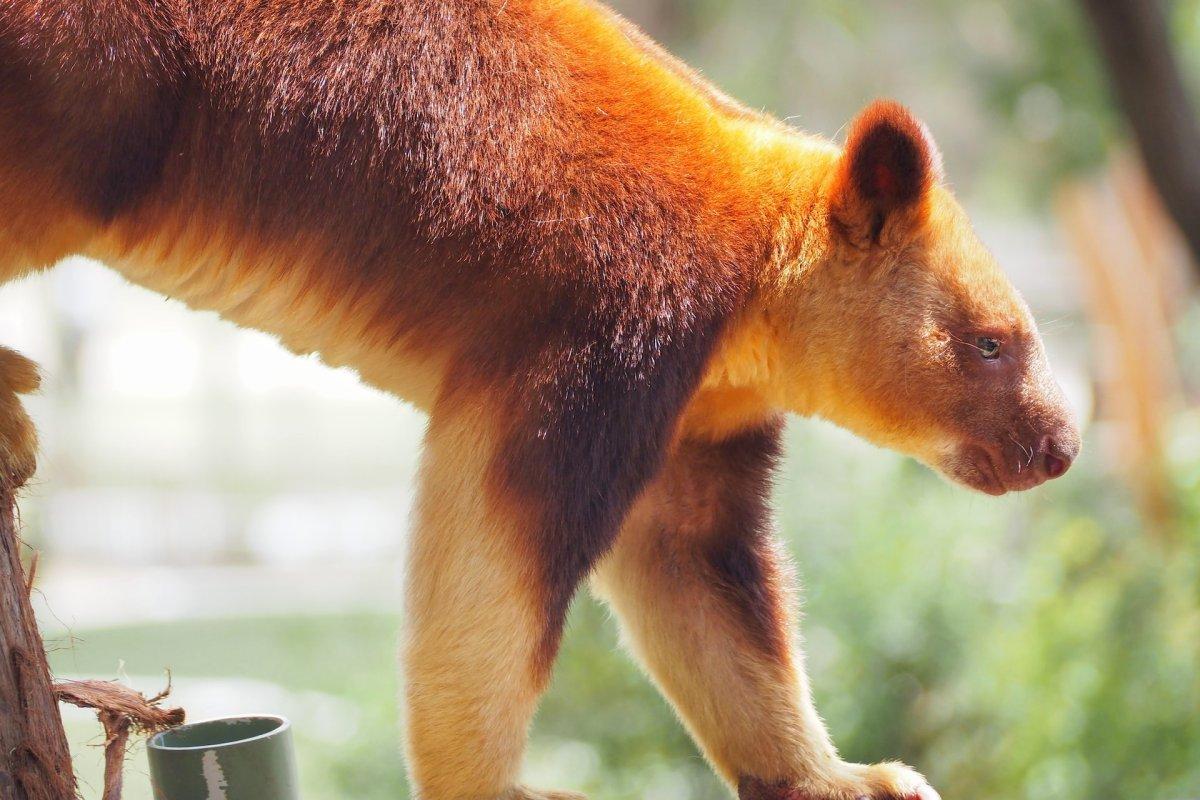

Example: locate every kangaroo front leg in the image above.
[592,421,939,800]
[403,405,578,800]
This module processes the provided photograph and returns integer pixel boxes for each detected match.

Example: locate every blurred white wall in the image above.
[3,258,425,569]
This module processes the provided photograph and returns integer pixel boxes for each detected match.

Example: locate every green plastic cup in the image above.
[147,715,299,800]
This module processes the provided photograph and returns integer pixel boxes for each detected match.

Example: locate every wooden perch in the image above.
[55,680,185,800]
[0,478,186,800]
[0,485,76,800]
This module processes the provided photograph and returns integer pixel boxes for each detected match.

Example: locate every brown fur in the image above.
[0,2,1080,798]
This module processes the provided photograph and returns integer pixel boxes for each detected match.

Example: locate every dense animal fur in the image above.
[0,2,1080,798]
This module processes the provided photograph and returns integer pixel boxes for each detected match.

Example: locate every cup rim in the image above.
[148,714,291,752]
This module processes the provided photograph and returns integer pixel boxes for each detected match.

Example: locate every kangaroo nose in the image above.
[1044,451,1068,479]
[1041,434,1079,481]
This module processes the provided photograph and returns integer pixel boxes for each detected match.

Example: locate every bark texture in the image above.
[0,486,76,800]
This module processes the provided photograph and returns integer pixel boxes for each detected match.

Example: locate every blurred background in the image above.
[7,0,1200,798]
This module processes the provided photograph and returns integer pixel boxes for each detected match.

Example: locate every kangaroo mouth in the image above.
[942,436,1076,496]
[944,445,1009,496]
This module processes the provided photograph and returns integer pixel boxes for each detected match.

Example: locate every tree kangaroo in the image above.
[0,1,1079,798]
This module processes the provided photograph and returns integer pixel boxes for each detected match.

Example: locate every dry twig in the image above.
[54,679,185,800]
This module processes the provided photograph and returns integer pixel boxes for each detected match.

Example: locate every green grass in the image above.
[49,614,401,696]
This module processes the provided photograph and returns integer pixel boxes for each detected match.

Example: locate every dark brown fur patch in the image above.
[738,775,808,800]
[0,1,186,219]
[686,420,789,659]
[495,303,738,674]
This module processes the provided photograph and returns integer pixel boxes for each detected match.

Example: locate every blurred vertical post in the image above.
[1078,0,1200,271]
[0,483,75,799]
[1056,154,1191,532]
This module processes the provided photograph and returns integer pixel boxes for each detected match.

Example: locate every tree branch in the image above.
[0,486,76,800]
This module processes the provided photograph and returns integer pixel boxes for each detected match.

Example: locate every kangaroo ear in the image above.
[832,99,943,244]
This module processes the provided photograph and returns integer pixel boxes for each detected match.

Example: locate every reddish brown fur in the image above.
[739,776,922,800]
[3,0,782,672]
[0,2,1078,798]
[838,101,941,215]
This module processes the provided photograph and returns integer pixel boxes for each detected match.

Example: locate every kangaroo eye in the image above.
[976,337,1001,359]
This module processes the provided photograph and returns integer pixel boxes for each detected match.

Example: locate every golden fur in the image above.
[0,2,1080,798]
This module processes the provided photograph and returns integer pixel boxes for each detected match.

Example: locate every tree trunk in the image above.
[0,485,75,800]
[1079,0,1200,271]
